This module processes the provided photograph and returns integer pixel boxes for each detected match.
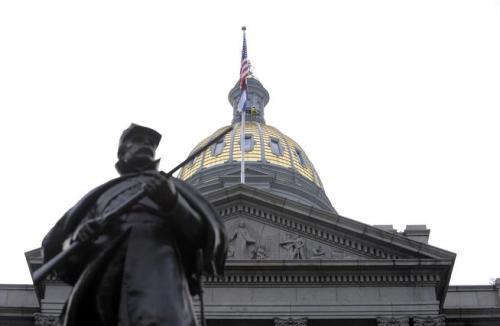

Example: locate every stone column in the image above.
[376,316,410,326]
[274,317,308,326]
[413,315,446,326]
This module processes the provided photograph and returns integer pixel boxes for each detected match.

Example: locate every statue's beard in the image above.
[126,152,154,168]
[115,157,160,175]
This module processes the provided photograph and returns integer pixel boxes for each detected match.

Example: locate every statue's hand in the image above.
[144,174,178,210]
[69,219,101,245]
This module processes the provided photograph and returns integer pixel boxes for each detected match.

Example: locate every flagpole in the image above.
[241,104,245,184]
[240,26,247,184]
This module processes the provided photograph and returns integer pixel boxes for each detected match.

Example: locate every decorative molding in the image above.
[377,316,410,326]
[34,313,58,326]
[413,315,446,326]
[274,317,308,326]
[218,203,407,260]
[206,272,441,286]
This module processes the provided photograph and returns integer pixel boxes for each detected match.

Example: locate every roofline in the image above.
[207,184,457,260]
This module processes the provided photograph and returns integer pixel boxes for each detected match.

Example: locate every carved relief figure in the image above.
[229,221,256,259]
[311,244,326,258]
[280,233,306,259]
[226,246,235,258]
[251,244,269,260]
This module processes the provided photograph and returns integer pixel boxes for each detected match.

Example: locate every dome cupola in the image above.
[179,78,335,212]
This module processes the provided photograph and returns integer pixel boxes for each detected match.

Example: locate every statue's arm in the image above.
[163,190,205,246]
[41,215,68,264]
[145,174,206,244]
[147,175,227,276]
[41,207,98,285]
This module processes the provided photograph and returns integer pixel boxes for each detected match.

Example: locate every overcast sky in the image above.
[1,0,499,285]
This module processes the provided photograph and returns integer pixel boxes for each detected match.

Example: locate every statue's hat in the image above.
[118,123,162,157]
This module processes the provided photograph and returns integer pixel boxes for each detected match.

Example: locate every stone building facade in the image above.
[1,77,499,326]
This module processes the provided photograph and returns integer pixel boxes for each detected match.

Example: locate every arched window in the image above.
[212,138,225,156]
[240,134,254,152]
[295,148,306,166]
[270,138,283,156]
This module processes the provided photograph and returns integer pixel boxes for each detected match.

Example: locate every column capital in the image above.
[376,316,410,326]
[274,317,308,326]
[413,315,446,326]
[34,313,58,326]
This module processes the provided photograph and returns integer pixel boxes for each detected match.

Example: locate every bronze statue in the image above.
[41,124,227,326]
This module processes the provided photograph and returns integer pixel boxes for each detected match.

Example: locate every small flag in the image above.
[237,89,247,112]
[237,28,249,112]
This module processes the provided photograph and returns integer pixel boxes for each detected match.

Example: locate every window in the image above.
[212,138,225,156]
[240,134,254,152]
[295,148,306,166]
[270,138,283,156]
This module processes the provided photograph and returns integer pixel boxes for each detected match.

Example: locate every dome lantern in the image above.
[229,77,269,124]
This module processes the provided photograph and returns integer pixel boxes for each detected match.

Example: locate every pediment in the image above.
[226,217,369,261]
[25,247,43,273]
[207,184,456,261]
[25,248,42,262]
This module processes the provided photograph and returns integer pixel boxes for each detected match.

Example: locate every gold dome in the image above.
[179,121,324,189]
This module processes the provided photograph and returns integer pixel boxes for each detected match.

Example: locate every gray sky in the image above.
[1,0,499,285]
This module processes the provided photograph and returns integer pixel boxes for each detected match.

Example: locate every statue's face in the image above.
[120,133,156,171]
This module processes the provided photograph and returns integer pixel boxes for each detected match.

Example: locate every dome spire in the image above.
[229,29,269,124]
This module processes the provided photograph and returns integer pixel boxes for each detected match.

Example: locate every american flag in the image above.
[237,30,249,112]
[239,32,249,91]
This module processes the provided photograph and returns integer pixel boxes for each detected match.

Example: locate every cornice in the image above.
[206,270,444,287]
[0,284,35,290]
[0,306,39,316]
[447,284,499,291]
[443,307,500,319]
[204,259,453,288]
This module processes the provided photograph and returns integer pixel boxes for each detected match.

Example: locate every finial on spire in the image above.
[242,26,246,31]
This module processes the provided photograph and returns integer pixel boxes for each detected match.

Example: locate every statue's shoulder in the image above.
[73,175,132,207]
[62,174,139,232]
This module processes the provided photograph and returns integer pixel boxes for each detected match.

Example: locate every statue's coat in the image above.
[42,171,226,326]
